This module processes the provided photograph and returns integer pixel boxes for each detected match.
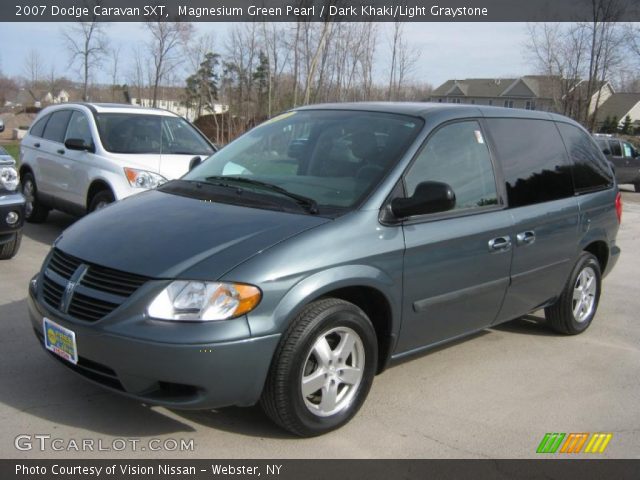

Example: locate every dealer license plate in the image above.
[43,317,78,364]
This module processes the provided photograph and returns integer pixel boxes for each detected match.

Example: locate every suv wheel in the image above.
[21,172,49,223]
[261,298,377,437]
[89,190,115,212]
[545,252,602,335]
[0,231,22,260]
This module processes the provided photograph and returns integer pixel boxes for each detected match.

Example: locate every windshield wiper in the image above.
[204,176,319,214]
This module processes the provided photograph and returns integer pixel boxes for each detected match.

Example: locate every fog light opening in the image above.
[6,211,19,226]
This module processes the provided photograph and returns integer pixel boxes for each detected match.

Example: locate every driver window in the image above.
[65,111,93,146]
[405,121,498,210]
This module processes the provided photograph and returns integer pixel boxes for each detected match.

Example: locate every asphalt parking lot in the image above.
[1,188,639,459]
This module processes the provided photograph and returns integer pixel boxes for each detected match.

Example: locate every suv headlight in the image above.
[148,281,262,321]
[0,166,19,191]
[124,167,167,189]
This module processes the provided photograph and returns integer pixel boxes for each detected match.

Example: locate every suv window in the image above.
[65,111,93,146]
[405,121,498,211]
[42,110,72,144]
[622,142,635,158]
[29,114,50,138]
[558,123,614,193]
[608,140,622,157]
[95,113,214,156]
[485,118,573,207]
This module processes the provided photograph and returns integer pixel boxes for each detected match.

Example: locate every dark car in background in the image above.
[29,104,620,436]
[593,133,640,191]
[0,146,25,259]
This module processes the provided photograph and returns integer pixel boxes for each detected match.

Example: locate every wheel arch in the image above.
[265,265,401,374]
[86,179,115,211]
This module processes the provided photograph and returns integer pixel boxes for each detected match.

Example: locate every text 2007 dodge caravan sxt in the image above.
[29,104,621,436]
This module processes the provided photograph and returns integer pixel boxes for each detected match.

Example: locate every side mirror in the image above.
[602,149,611,156]
[65,138,94,153]
[391,181,456,218]
[189,156,202,171]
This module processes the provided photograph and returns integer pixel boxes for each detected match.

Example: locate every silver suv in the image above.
[19,103,215,222]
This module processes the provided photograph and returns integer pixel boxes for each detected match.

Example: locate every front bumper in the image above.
[0,192,25,238]
[28,287,280,409]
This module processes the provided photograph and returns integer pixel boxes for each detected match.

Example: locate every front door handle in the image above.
[57,149,65,155]
[34,142,40,148]
[488,236,512,252]
[516,230,536,246]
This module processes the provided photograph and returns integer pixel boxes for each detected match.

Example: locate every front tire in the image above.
[545,252,602,335]
[21,172,49,223]
[261,298,377,437]
[0,231,22,260]
[89,190,115,213]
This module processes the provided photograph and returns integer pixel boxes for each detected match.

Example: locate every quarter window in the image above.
[42,110,72,144]
[29,114,50,138]
[557,123,613,193]
[486,118,573,207]
[405,121,498,211]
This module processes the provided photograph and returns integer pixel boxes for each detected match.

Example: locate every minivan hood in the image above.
[55,190,330,279]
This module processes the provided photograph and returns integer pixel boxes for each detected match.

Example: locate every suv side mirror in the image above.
[189,156,202,171]
[602,149,611,156]
[65,138,95,153]
[391,181,456,218]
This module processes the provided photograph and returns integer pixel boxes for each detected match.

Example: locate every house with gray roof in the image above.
[428,76,613,117]
[594,93,640,130]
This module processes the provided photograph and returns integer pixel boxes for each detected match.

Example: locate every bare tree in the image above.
[62,13,108,101]
[109,45,121,101]
[145,21,193,107]
[23,49,44,86]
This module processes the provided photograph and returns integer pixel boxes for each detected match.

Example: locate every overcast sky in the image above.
[0,22,532,88]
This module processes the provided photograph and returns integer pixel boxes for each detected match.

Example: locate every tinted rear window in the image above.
[557,123,613,193]
[29,114,50,138]
[42,110,72,143]
[485,118,574,207]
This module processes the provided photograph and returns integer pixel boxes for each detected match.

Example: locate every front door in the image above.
[396,120,513,353]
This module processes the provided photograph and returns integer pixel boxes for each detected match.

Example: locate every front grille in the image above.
[40,248,149,323]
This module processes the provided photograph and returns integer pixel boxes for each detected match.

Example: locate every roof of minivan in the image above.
[41,102,178,117]
[293,102,577,124]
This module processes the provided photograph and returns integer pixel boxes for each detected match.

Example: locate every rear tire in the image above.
[261,298,377,437]
[0,231,22,260]
[21,172,49,223]
[545,252,601,335]
[88,190,115,213]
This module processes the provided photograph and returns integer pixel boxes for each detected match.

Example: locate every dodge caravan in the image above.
[28,104,621,436]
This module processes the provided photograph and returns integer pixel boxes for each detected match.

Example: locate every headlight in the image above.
[0,166,19,191]
[124,167,167,189]
[148,281,262,321]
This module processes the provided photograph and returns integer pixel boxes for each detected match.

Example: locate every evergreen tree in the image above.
[185,52,221,118]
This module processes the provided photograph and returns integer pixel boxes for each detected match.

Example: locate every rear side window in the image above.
[405,120,498,211]
[29,114,50,138]
[485,118,573,207]
[557,123,613,193]
[608,140,622,157]
[42,110,72,143]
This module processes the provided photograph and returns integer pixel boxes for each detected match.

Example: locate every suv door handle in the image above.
[488,236,512,252]
[516,230,536,246]
[34,142,40,148]
[57,149,65,155]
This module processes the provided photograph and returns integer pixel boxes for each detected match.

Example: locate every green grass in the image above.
[2,143,20,164]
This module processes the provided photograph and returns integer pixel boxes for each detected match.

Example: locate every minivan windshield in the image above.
[182,110,423,211]
[95,113,214,156]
